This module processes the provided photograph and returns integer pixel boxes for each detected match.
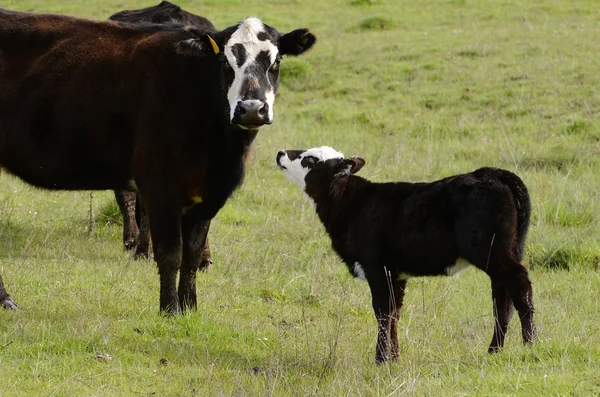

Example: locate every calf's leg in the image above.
[178,214,211,311]
[488,278,515,353]
[504,259,537,345]
[389,279,407,360]
[368,268,396,364]
[486,257,537,351]
[0,274,17,310]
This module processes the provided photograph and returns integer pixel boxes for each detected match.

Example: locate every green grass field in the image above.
[1,0,599,395]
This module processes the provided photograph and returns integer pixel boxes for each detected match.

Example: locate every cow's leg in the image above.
[178,214,211,311]
[389,279,407,361]
[114,190,139,251]
[199,235,212,272]
[0,274,17,310]
[504,259,537,345]
[488,278,515,353]
[134,193,153,259]
[141,192,182,314]
[368,268,394,364]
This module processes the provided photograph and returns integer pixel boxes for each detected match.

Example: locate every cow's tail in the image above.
[496,169,531,262]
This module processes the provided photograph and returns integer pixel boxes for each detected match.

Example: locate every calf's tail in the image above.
[496,169,531,262]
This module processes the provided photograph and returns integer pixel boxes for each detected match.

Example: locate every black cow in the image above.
[276,146,537,363]
[0,7,316,312]
[109,2,214,266]
[110,1,214,28]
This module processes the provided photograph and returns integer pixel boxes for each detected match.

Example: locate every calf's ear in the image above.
[348,157,366,174]
[178,33,222,56]
[335,157,366,178]
[279,29,317,56]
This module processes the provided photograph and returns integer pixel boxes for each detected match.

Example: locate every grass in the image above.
[1,0,600,395]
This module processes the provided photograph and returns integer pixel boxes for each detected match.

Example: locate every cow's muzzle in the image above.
[232,100,271,129]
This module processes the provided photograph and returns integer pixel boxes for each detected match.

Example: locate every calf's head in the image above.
[276,146,365,203]
[179,17,316,130]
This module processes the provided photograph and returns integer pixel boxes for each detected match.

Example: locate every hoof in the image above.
[123,238,137,251]
[198,258,213,272]
[1,297,18,310]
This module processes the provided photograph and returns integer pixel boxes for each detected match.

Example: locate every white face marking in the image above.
[265,89,275,121]
[445,258,471,277]
[353,262,367,281]
[224,17,278,122]
[277,146,344,192]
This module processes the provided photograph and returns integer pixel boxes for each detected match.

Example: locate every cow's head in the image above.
[276,146,365,204]
[179,17,316,130]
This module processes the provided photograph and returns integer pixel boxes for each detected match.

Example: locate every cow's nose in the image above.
[233,100,271,127]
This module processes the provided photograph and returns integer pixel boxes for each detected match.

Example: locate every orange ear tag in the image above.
[207,35,220,54]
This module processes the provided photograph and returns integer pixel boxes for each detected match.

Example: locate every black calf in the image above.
[276,146,537,363]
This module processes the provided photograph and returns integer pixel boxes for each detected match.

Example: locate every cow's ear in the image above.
[279,28,316,56]
[178,33,221,56]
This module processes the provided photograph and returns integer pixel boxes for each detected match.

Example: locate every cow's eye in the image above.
[270,58,281,71]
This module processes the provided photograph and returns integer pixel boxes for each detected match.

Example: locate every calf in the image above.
[0,7,316,312]
[276,147,537,363]
[109,2,214,267]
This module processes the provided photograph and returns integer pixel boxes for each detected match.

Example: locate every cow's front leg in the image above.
[0,274,17,310]
[178,209,211,311]
[198,235,212,272]
[142,191,182,314]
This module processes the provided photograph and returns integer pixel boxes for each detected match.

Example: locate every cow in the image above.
[109,2,215,267]
[276,146,537,363]
[0,7,316,313]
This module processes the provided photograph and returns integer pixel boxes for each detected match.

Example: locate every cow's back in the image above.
[108,1,215,31]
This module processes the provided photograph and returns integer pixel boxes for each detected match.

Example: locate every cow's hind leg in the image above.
[134,194,153,259]
[114,190,139,251]
[488,278,515,353]
[0,275,17,310]
[178,212,211,311]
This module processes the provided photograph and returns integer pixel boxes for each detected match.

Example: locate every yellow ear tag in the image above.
[207,35,220,55]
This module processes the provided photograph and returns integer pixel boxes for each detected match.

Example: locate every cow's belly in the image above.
[0,137,132,190]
